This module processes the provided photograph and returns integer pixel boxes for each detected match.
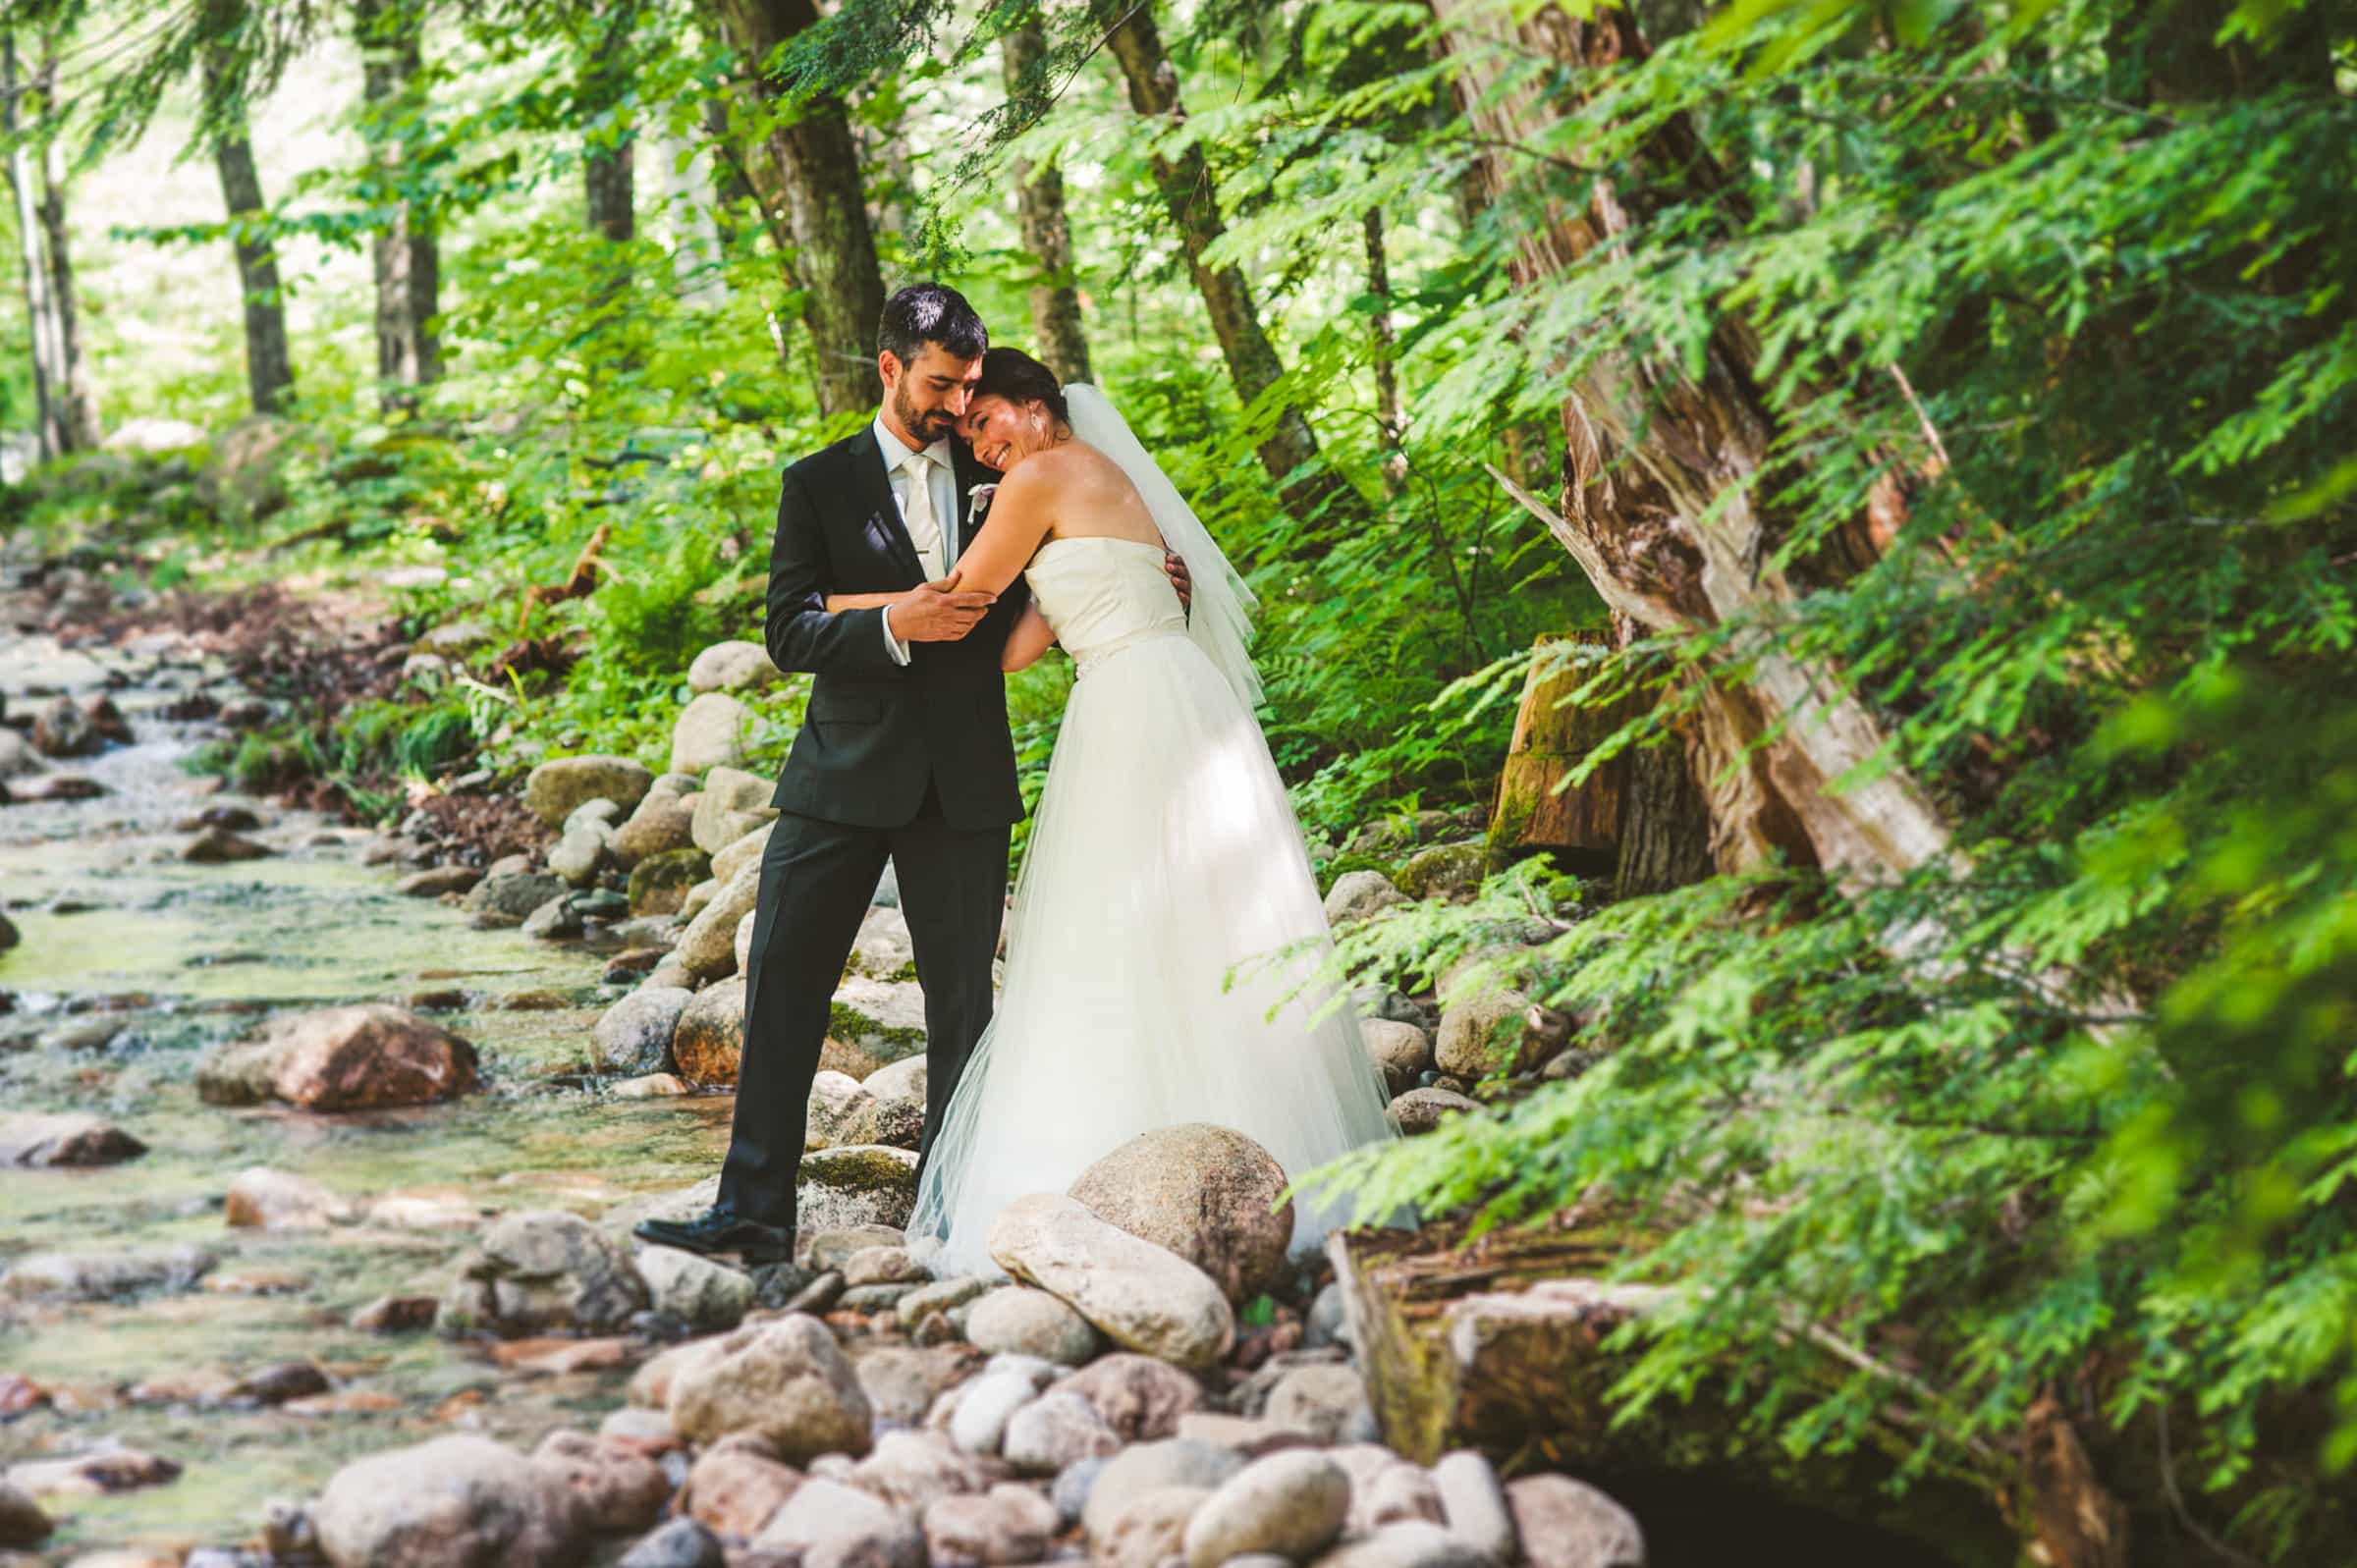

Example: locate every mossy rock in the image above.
[628,846,711,917]
[1316,851,1399,899]
[1394,840,1494,901]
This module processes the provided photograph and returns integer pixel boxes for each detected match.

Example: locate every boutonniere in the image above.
[965,483,999,530]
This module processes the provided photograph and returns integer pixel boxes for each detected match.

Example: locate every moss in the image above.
[629,848,711,916]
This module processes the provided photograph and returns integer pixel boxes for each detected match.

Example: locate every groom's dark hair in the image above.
[879,283,987,367]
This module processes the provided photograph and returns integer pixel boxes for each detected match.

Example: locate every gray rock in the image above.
[1181,1449,1351,1567]
[312,1433,589,1568]
[1002,1390,1121,1477]
[987,1193,1234,1371]
[548,821,611,887]
[613,793,696,868]
[0,1110,144,1167]
[799,1144,920,1233]
[1081,1439,1243,1541]
[751,1477,924,1567]
[592,987,692,1077]
[1095,1485,1210,1568]
[1051,1455,1105,1528]
[1311,1521,1495,1568]
[0,1244,211,1303]
[1324,869,1410,923]
[1264,1363,1378,1444]
[670,691,755,776]
[1389,1086,1482,1135]
[634,1246,752,1331]
[949,1370,1038,1457]
[521,892,584,940]
[524,755,653,829]
[710,819,775,885]
[966,1286,1104,1366]
[874,859,900,907]
[677,864,759,980]
[1306,1280,1352,1352]
[1432,1450,1517,1564]
[1046,1353,1206,1442]
[1505,1474,1645,1568]
[803,1223,909,1271]
[618,1517,725,1568]
[1068,1123,1294,1303]
[896,1273,991,1331]
[439,1210,648,1337]
[1361,1018,1434,1094]
[854,1345,973,1428]
[687,639,783,693]
[395,865,480,897]
[666,1314,872,1463]
[922,1483,1060,1568]
[849,903,915,978]
[1435,990,1549,1079]
[846,1429,989,1512]
[690,766,777,854]
[807,1069,881,1151]
[466,870,570,922]
[195,1004,476,1111]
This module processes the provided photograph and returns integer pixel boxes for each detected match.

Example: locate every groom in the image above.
[636,283,1184,1267]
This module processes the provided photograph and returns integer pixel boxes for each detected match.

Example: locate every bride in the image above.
[845,348,1396,1278]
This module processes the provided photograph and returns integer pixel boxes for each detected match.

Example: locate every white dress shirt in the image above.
[875,413,959,665]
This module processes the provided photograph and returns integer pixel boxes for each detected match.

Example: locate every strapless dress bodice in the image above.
[1023,536,1186,667]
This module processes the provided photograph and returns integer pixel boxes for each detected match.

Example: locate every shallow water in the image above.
[0,622,726,1556]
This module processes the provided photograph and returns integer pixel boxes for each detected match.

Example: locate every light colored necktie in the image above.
[898,449,944,579]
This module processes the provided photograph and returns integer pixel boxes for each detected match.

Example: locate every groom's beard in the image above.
[894,385,957,447]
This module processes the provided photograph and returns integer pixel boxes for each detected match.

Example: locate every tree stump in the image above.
[1328,1216,2016,1566]
[1487,631,1631,874]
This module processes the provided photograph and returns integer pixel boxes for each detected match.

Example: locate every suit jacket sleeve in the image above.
[764,463,903,678]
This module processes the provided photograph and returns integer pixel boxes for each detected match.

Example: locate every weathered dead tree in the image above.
[1486,631,1629,876]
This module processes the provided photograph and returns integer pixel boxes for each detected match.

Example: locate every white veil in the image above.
[1062,383,1264,710]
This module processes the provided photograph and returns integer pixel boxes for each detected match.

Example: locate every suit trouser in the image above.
[717,781,1008,1228]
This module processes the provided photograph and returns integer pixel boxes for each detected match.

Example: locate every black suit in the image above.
[718,424,1028,1228]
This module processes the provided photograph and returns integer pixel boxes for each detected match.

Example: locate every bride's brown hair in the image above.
[972,348,1069,425]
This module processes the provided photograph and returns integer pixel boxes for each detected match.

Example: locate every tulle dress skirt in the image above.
[908,627,1397,1277]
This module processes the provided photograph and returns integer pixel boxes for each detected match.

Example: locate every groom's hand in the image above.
[1164,552,1193,618]
[887,569,996,643]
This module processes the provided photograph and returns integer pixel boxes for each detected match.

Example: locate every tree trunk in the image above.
[1614,702,1716,898]
[1364,205,1406,492]
[356,0,440,412]
[202,49,295,415]
[581,0,636,249]
[3,34,61,461]
[1001,19,1091,384]
[1486,631,1628,876]
[1106,4,1362,529]
[32,44,96,450]
[707,0,886,417]
[1442,0,1950,891]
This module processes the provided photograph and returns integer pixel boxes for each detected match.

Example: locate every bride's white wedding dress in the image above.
[908,516,1396,1278]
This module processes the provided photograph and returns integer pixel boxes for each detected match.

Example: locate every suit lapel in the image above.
[848,426,925,586]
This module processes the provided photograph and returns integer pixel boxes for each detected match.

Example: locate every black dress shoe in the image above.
[633,1207,795,1267]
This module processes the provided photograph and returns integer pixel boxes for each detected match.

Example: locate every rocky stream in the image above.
[0,543,1976,1568]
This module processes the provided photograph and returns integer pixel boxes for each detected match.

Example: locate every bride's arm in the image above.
[1002,602,1056,672]
[947,461,1057,597]
[822,591,903,612]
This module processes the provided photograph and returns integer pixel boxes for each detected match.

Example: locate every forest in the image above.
[0,0,2351,1564]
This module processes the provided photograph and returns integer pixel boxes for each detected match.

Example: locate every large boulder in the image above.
[666,1314,873,1463]
[989,1194,1235,1371]
[439,1210,648,1336]
[524,755,654,829]
[710,820,775,886]
[627,846,709,916]
[688,640,783,693]
[690,767,778,855]
[671,692,755,777]
[799,1144,920,1232]
[0,1111,144,1168]
[677,864,760,980]
[672,979,746,1086]
[196,1004,476,1110]
[312,1433,590,1568]
[593,987,693,1076]
[1069,1124,1295,1303]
